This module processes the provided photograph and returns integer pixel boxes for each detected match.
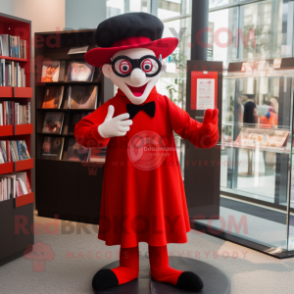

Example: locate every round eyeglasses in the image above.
[111,55,162,78]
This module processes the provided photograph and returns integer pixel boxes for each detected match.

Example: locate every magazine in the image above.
[42,86,64,109]
[66,138,89,162]
[41,60,60,82]
[66,60,94,82]
[41,136,64,160]
[42,112,65,134]
[69,86,97,109]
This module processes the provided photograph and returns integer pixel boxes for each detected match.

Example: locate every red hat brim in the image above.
[85,37,179,68]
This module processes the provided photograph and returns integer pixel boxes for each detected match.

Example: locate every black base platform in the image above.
[96,257,230,294]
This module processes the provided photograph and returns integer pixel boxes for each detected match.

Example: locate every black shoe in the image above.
[92,269,119,293]
[177,271,204,292]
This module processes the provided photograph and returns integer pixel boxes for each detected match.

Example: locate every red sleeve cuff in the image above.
[92,124,110,147]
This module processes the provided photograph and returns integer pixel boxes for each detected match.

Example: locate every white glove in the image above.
[98,105,133,138]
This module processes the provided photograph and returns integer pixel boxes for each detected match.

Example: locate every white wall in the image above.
[14,0,65,44]
[12,0,65,199]
[0,0,14,15]
[65,0,106,30]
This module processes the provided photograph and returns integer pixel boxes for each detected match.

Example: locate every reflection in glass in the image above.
[221,71,292,203]
[242,0,283,61]
[208,7,239,63]
[209,0,238,9]
[106,0,151,17]
[157,0,192,176]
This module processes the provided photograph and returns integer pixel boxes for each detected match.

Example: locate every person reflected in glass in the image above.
[242,94,257,176]
[259,98,279,175]
[243,94,258,126]
[259,97,278,128]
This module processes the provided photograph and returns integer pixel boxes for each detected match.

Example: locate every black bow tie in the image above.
[127,101,156,119]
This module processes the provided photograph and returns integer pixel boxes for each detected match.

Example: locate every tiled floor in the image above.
[0,215,294,293]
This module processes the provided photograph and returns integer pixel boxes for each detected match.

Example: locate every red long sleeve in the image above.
[165,96,217,149]
[74,90,218,150]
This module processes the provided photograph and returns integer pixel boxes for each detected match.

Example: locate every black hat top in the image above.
[94,12,164,48]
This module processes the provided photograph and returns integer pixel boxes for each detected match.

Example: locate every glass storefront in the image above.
[195,59,294,255]
[106,0,151,17]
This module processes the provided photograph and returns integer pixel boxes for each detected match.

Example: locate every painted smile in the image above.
[126,83,148,97]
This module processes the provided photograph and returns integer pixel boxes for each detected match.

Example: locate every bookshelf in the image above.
[35,29,113,224]
[0,13,34,265]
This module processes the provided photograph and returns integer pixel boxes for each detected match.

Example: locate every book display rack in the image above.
[0,13,34,265]
[35,29,113,224]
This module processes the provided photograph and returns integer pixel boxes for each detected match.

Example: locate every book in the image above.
[9,142,17,162]
[0,34,9,57]
[7,175,16,199]
[42,86,64,109]
[0,148,4,164]
[0,59,5,86]
[15,102,31,124]
[61,87,71,109]
[42,112,65,134]
[66,138,89,162]
[0,171,31,202]
[69,86,98,109]
[41,136,65,160]
[6,141,11,162]
[26,173,31,193]
[41,60,60,82]
[15,172,29,196]
[68,46,89,55]
[0,140,31,163]
[0,60,25,87]
[0,36,2,56]
[66,60,94,82]
[68,112,90,134]
[0,141,7,163]
[235,127,290,148]
[16,179,24,197]
[11,141,20,161]
[17,141,30,160]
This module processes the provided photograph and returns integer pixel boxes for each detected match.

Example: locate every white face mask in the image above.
[102,48,162,105]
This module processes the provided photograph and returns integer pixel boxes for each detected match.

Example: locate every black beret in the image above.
[94,12,164,48]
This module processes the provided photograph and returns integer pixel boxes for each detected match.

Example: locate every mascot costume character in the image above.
[75,12,219,293]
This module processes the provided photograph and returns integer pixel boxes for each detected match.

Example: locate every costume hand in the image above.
[98,105,133,138]
[199,109,219,148]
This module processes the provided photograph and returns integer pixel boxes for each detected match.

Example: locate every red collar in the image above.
[116,86,158,104]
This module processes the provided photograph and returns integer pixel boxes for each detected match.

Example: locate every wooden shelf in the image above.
[0,56,27,62]
[37,132,74,137]
[15,192,34,208]
[0,87,33,98]
[14,87,33,98]
[35,29,111,227]
[0,125,14,137]
[0,125,33,137]
[15,158,34,172]
[0,159,33,176]
[15,124,33,135]
[0,87,13,97]
[36,81,101,86]
[37,108,95,112]
[0,11,34,267]
[0,162,14,175]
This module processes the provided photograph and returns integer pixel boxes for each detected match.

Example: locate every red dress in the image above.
[75,87,213,248]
